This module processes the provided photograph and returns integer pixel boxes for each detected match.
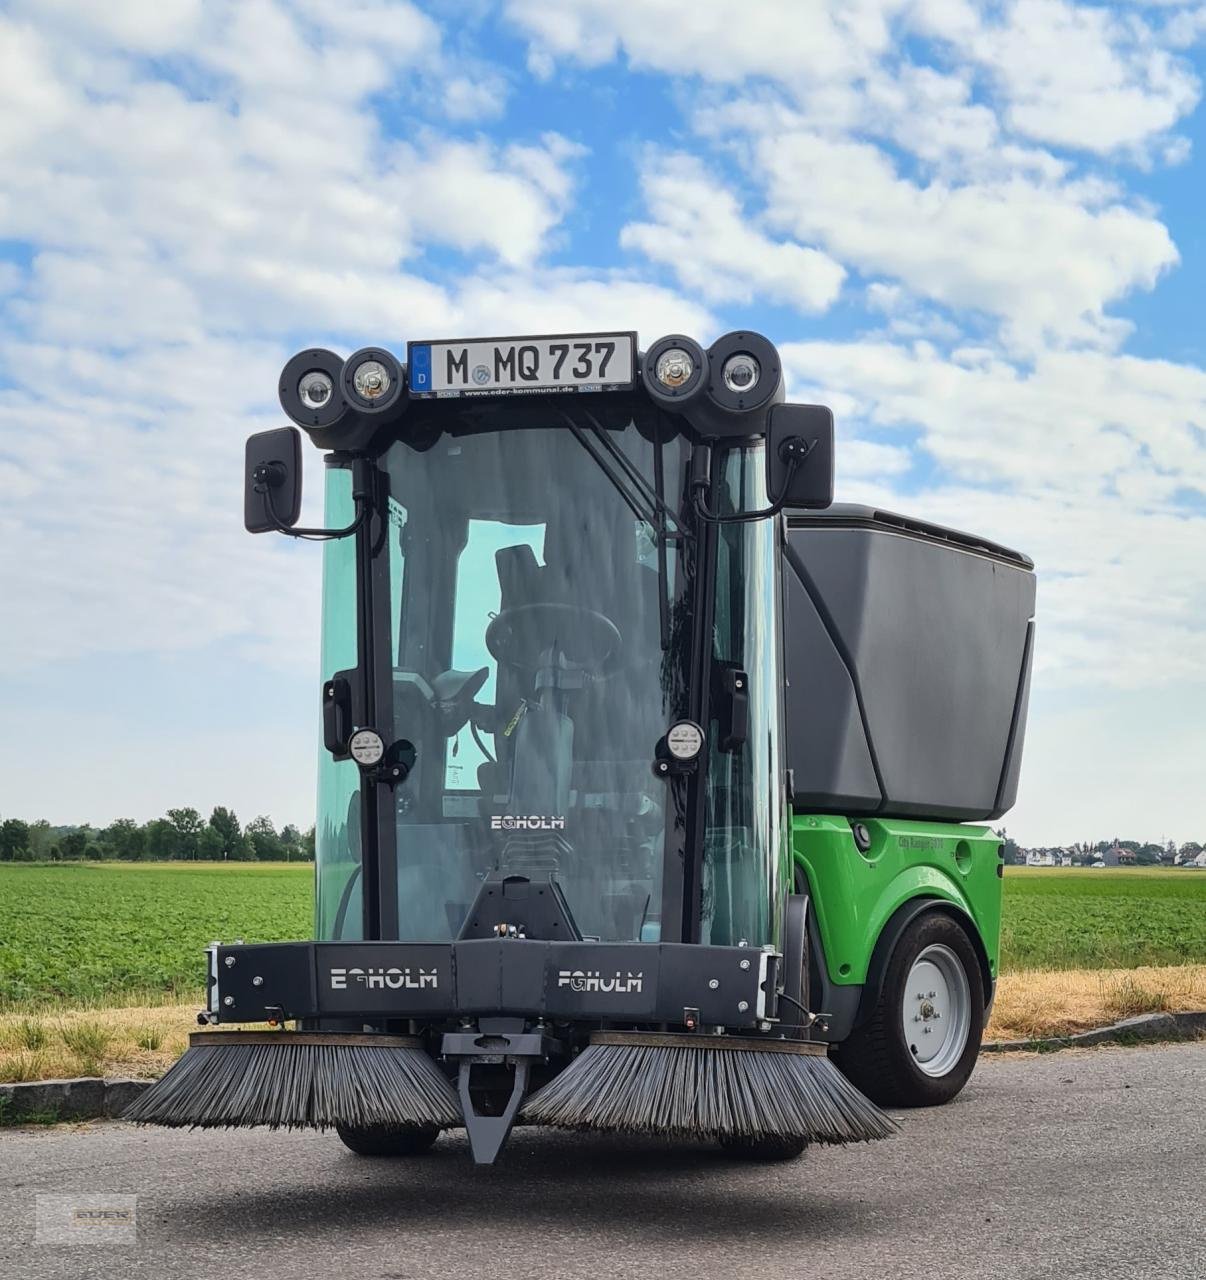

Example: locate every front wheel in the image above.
[717,1134,808,1162]
[335,1123,441,1157]
[836,912,985,1108]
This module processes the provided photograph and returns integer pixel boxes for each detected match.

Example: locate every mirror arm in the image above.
[258,456,374,541]
[689,438,812,524]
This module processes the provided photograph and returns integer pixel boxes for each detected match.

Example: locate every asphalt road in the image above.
[2,1041,1203,1280]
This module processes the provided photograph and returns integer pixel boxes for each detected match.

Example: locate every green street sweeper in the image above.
[128,328,1035,1165]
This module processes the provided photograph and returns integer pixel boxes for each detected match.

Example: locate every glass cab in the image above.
[316,399,787,950]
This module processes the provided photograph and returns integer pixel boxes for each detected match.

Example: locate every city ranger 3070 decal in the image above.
[557,970,644,994]
[329,967,439,991]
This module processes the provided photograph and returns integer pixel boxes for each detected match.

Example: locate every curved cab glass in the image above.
[371,416,691,943]
[701,443,787,948]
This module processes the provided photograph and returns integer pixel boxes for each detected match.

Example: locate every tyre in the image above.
[335,1122,441,1157]
[837,912,985,1108]
[717,1134,809,1162]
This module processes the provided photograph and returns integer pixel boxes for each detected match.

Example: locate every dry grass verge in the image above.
[987,965,1206,1042]
[3,965,1203,1080]
[0,1004,198,1081]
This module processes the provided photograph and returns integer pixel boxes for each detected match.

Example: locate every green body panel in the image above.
[792,815,1003,986]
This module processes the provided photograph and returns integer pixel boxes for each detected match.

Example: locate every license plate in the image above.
[407,332,636,398]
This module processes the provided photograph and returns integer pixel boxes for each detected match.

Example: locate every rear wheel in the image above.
[335,1123,441,1157]
[837,912,984,1108]
[717,1134,808,1162]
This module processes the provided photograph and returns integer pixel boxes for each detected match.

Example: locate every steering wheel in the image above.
[430,667,490,736]
[486,603,622,673]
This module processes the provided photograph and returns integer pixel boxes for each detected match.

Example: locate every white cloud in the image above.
[507,1,1193,350]
[918,0,1202,154]
[0,2,707,677]
[620,152,845,312]
[506,0,897,85]
[704,104,1178,350]
[442,74,509,121]
[405,136,585,266]
[780,337,1206,697]
[507,0,1205,158]
[12,0,207,55]
[2,0,1205,844]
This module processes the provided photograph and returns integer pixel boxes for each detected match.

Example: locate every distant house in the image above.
[1026,850,1057,867]
[1191,851,1206,870]
[1099,845,1135,867]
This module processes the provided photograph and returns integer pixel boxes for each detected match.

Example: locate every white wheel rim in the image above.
[902,943,971,1077]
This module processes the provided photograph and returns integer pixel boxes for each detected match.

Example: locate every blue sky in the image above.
[1,0,1204,845]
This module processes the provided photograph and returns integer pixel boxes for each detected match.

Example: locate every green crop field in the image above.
[1,862,1205,1009]
[0,862,312,1009]
[1000,866,1206,971]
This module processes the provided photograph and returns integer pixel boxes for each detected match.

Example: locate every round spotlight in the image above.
[706,331,781,415]
[665,720,705,762]
[641,334,707,408]
[352,359,391,401]
[342,347,404,414]
[279,348,347,430]
[722,353,760,394]
[298,370,334,410]
[348,727,385,767]
[655,347,694,389]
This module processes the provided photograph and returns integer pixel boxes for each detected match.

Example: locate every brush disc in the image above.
[124,1033,461,1131]
[521,1034,897,1144]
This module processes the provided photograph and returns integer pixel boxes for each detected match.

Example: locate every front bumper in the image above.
[206,939,781,1030]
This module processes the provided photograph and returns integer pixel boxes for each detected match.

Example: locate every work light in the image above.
[642,334,707,408]
[348,727,385,767]
[299,370,334,409]
[706,331,780,414]
[279,349,348,431]
[342,347,404,414]
[352,359,391,401]
[666,720,705,761]
[655,347,694,389]
[722,353,759,394]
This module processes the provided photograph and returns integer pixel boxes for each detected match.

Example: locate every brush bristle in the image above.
[124,1041,462,1130]
[521,1042,897,1144]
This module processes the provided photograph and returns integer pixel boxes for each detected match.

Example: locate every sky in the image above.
[0,0,1204,847]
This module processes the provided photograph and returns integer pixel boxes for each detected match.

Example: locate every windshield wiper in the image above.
[561,410,690,651]
[581,410,691,541]
[564,418,648,524]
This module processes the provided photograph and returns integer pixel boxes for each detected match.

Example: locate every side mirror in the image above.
[245,427,302,533]
[766,403,834,511]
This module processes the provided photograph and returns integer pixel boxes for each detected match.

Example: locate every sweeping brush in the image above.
[124,1032,462,1131]
[521,1032,897,1145]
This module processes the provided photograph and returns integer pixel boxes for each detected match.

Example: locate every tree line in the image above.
[996,832,1202,866]
[0,807,315,863]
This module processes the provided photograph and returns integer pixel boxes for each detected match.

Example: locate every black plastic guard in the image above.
[210,939,775,1029]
